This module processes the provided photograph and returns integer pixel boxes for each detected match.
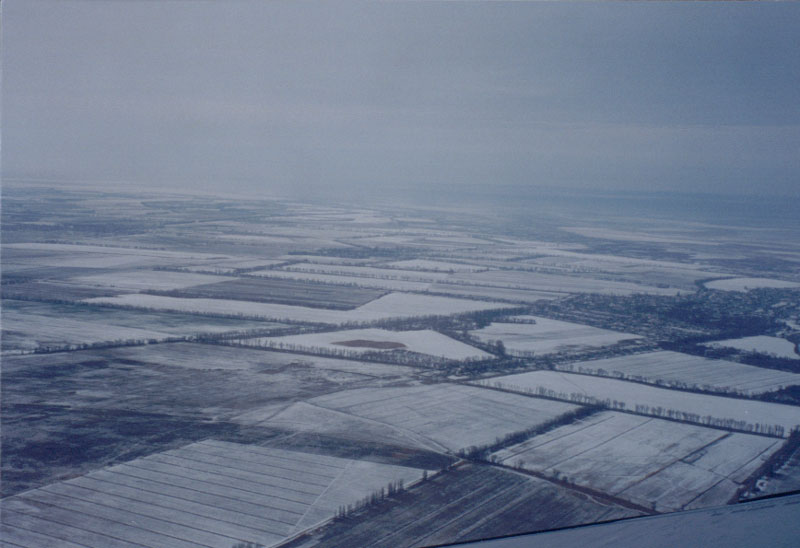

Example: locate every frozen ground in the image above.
[704,277,800,292]
[242,328,492,361]
[248,269,432,292]
[492,411,782,512]
[288,384,579,452]
[470,316,641,355]
[65,269,236,291]
[562,351,800,395]
[383,259,488,272]
[476,371,800,435]
[0,440,426,548]
[0,300,273,353]
[447,270,682,296]
[703,335,799,360]
[83,291,512,324]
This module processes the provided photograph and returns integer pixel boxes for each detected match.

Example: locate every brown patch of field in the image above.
[332,339,407,349]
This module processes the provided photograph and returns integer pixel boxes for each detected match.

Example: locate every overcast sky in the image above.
[3,1,799,199]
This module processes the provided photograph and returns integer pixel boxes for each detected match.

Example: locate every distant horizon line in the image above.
[3,177,797,202]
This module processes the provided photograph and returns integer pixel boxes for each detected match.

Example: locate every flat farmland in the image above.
[103,342,416,377]
[0,440,426,548]
[243,328,493,361]
[1,343,403,420]
[383,259,489,272]
[1,300,273,353]
[491,412,782,512]
[704,277,800,292]
[162,277,386,310]
[288,463,639,548]
[446,270,682,296]
[477,371,800,435]
[703,335,800,360]
[282,263,453,283]
[563,351,800,395]
[2,300,175,352]
[2,242,231,269]
[83,292,513,324]
[469,316,641,355]
[64,269,237,291]
[297,384,579,452]
[428,282,564,303]
[248,269,432,292]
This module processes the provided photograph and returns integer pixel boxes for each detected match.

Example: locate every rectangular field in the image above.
[0,440,426,548]
[383,259,489,272]
[161,277,386,310]
[242,328,493,361]
[703,335,800,360]
[704,277,800,292]
[491,411,782,512]
[563,351,800,395]
[83,292,513,324]
[64,269,237,291]
[247,269,432,292]
[292,383,579,452]
[0,300,273,353]
[281,263,453,282]
[290,463,640,548]
[447,270,682,296]
[469,316,641,355]
[476,371,800,435]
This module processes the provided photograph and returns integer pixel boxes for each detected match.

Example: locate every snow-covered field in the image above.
[384,259,488,272]
[492,411,781,511]
[282,263,452,282]
[0,301,275,353]
[106,343,414,377]
[429,283,563,303]
[83,291,513,323]
[470,316,641,355]
[704,277,800,292]
[1,306,173,351]
[242,328,492,361]
[562,351,800,395]
[1,440,426,548]
[476,371,800,435]
[703,336,799,360]
[66,269,236,291]
[447,270,682,296]
[248,269,432,292]
[4,242,230,264]
[266,384,579,452]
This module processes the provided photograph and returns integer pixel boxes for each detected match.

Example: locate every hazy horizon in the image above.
[3,1,799,200]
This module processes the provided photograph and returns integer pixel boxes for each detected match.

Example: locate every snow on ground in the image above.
[3,242,229,260]
[291,384,579,452]
[83,291,513,324]
[476,371,800,435]
[429,283,563,303]
[703,336,799,360]
[383,259,488,272]
[470,316,641,355]
[704,277,800,292]
[492,411,782,512]
[242,328,492,361]
[282,263,452,282]
[447,270,682,296]
[65,269,236,291]
[0,440,426,548]
[248,269,432,292]
[561,226,720,246]
[562,351,800,395]
[1,306,173,351]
